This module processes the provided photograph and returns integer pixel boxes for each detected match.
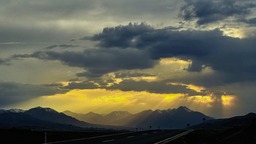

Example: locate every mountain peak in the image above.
[8,108,25,113]
[85,112,103,117]
[155,109,163,114]
[87,112,99,115]
[28,106,58,113]
[0,108,24,113]
[244,112,256,118]
[63,110,73,113]
[176,106,193,112]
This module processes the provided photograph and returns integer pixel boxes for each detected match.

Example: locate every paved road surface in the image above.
[154,129,194,144]
[46,130,187,144]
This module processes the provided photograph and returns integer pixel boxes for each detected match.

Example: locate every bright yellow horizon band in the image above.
[11,88,236,118]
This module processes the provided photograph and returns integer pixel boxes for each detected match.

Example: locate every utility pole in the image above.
[44,131,47,144]
[203,117,206,129]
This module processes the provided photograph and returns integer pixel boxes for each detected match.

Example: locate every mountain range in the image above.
[0,106,255,144]
[1,106,255,132]
[0,106,97,131]
[64,106,213,129]
[0,106,213,131]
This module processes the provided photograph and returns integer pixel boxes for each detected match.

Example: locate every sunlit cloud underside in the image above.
[14,88,236,117]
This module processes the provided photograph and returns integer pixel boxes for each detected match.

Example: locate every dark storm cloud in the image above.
[107,80,202,95]
[13,48,154,77]
[179,0,256,25]
[90,23,221,58]
[88,23,256,85]
[0,82,67,107]
[11,22,256,86]
[243,17,256,25]
[76,71,103,78]
[90,23,154,48]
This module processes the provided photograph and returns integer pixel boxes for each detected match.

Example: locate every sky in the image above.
[1,0,256,118]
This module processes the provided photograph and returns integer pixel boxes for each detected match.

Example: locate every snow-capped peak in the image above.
[8,108,24,113]
[27,106,58,113]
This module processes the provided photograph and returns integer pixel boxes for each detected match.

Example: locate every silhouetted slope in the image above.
[0,107,130,131]
[104,111,133,125]
[63,111,105,124]
[105,111,132,120]
[126,106,212,129]
[192,112,256,129]
[0,107,106,131]
[168,113,256,144]
[65,106,212,129]
[63,110,133,126]
[0,112,86,130]
[25,106,94,128]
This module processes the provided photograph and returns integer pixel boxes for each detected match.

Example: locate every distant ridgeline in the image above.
[64,106,213,129]
[0,106,212,130]
[1,106,255,131]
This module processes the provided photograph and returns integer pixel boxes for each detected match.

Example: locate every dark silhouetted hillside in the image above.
[65,106,213,129]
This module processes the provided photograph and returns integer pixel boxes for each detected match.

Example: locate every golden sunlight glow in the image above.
[12,88,237,118]
[159,58,190,65]
[163,94,184,102]
[104,72,158,87]
[60,81,70,87]
[222,28,245,38]
[14,89,168,113]
[13,89,199,114]
[131,76,157,82]
[221,95,235,106]
[107,78,122,86]
[187,96,214,107]
[187,84,205,93]
[169,82,205,93]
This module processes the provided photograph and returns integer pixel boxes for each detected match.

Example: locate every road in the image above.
[154,129,194,144]
[45,129,189,144]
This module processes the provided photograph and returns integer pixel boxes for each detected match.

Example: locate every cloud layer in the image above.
[12,22,256,91]
[0,82,67,107]
[180,0,256,25]
[1,0,256,117]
